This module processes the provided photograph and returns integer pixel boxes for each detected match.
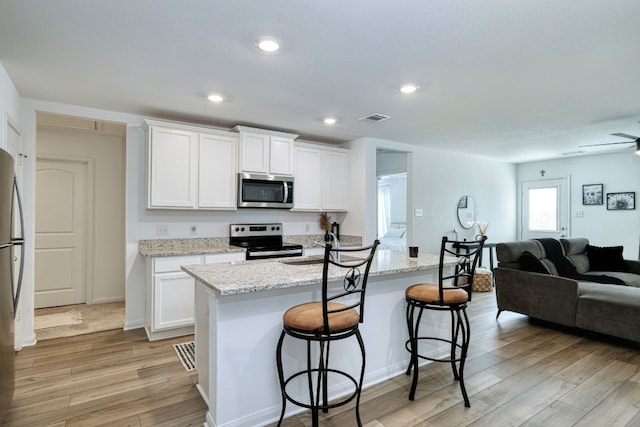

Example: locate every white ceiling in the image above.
[1,0,640,163]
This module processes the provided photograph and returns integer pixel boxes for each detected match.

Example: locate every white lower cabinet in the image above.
[152,272,196,330]
[145,252,246,341]
[146,255,202,341]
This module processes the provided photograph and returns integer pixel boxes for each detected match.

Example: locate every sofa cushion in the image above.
[561,238,589,256]
[586,245,627,272]
[576,282,640,342]
[583,271,640,288]
[496,240,560,275]
[561,238,590,273]
[518,251,550,274]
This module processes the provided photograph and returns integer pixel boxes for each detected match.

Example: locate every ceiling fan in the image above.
[578,126,640,155]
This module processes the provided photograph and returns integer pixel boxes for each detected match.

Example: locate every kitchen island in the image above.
[182,249,456,427]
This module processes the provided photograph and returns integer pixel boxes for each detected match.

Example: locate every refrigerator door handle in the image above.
[12,242,24,317]
[11,176,24,242]
[11,176,25,317]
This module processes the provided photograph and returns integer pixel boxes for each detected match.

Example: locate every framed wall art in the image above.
[582,184,603,205]
[606,192,635,210]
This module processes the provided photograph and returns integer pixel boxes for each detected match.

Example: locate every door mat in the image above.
[35,311,83,329]
[173,341,196,372]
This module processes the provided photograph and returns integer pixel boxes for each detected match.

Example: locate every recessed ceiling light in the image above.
[255,38,280,53]
[399,84,418,94]
[207,94,224,103]
[323,117,337,125]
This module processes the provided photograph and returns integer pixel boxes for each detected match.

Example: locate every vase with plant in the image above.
[476,222,489,239]
[319,212,331,242]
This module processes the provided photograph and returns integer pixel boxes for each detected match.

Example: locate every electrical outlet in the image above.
[156,224,168,236]
[414,208,423,217]
[305,223,310,232]
[190,225,198,235]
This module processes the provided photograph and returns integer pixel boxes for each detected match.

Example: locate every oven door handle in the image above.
[248,248,302,258]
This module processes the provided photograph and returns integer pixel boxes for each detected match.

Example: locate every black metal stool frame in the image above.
[404,236,486,407]
[276,240,379,427]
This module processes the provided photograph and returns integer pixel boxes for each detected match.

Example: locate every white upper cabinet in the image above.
[146,120,238,210]
[269,135,295,176]
[233,126,297,176]
[148,126,198,208]
[293,145,324,210]
[293,142,349,212]
[237,130,269,174]
[322,149,349,211]
[198,132,237,209]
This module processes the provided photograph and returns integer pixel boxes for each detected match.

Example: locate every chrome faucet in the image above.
[328,231,340,263]
[328,232,340,249]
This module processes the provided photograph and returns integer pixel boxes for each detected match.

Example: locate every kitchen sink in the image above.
[280,255,362,265]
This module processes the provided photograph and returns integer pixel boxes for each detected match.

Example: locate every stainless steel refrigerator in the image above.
[0,148,25,423]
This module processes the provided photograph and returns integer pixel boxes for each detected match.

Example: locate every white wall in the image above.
[344,137,518,255]
[518,152,640,259]
[0,64,20,151]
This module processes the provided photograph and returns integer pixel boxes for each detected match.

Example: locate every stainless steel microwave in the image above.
[237,173,294,209]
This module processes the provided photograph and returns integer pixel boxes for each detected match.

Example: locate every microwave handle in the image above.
[283,182,289,203]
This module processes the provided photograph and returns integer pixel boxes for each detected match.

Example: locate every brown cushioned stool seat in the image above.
[283,302,360,333]
[406,283,469,305]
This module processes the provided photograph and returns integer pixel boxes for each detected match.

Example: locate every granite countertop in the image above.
[138,234,363,257]
[182,249,456,296]
[138,237,243,257]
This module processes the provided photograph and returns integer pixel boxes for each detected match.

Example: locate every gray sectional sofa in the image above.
[494,237,640,342]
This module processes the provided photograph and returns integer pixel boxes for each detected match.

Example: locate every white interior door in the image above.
[521,177,569,241]
[35,158,88,308]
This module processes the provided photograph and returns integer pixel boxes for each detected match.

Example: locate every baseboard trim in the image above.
[124,320,144,331]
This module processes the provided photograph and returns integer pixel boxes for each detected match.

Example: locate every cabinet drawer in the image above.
[154,255,203,273]
[204,252,246,264]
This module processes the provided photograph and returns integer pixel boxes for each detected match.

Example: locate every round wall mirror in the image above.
[457,196,477,229]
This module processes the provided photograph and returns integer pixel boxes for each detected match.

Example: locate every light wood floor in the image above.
[4,291,640,426]
[2,329,206,427]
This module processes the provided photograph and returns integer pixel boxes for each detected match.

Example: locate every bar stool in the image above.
[276,240,379,427]
[405,235,486,407]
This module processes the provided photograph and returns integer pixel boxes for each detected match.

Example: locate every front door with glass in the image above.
[520,177,569,241]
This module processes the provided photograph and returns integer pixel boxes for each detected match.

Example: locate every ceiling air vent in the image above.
[359,113,390,123]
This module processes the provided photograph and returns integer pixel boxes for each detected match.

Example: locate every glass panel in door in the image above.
[521,178,569,240]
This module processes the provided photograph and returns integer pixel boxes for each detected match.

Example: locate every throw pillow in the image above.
[518,251,550,274]
[586,245,627,272]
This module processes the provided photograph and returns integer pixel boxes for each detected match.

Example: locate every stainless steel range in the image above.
[229,223,303,260]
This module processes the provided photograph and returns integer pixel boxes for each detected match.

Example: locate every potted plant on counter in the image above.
[320,212,331,242]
